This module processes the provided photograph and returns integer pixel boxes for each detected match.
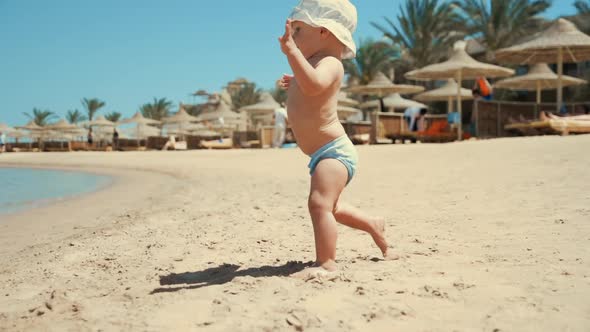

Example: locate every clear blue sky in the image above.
[0,0,579,126]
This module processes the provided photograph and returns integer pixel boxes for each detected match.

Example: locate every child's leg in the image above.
[333,203,398,260]
[307,158,348,270]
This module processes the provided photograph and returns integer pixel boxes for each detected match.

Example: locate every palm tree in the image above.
[343,39,400,85]
[575,0,590,14]
[572,0,590,34]
[65,109,87,124]
[372,0,464,69]
[104,112,122,123]
[230,82,262,110]
[140,97,173,120]
[81,98,106,121]
[23,108,57,126]
[452,0,551,60]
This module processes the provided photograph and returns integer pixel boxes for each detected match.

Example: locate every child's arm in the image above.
[279,20,342,96]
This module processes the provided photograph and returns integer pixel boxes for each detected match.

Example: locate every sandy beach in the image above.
[0,135,589,331]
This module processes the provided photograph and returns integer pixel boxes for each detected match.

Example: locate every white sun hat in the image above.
[289,0,358,59]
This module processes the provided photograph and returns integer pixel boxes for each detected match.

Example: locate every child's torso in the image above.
[286,63,346,156]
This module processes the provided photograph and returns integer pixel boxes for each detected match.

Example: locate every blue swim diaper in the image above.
[308,135,358,185]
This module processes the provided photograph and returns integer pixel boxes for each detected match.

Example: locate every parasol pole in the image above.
[556,47,563,113]
[457,70,463,141]
[448,96,453,114]
[536,81,542,104]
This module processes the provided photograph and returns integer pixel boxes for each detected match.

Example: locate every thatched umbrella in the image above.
[162,106,200,138]
[337,91,359,107]
[240,92,281,117]
[47,119,79,131]
[414,79,474,114]
[240,92,282,128]
[86,115,116,145]
[16,121,45,149]
[17,120,43,132]
[198,101,243,133]
[496,18,590,113]
[336,105,362,121]
[493,63,587,104]
[347,72,425,112]
[46,119,81,148]
[406,41,514,140]
[120,111,161,146]
[87,115,115,127]
[360,93,427,112]
[7,129,28,144]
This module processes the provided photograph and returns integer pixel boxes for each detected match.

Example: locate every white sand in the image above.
[0,135,589,331]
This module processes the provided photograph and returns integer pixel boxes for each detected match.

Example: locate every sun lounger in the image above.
[200,137,233,149]
[530,118,590,135]
[504,117,540,136]
[416,119,457,143]
[42,141,72,152]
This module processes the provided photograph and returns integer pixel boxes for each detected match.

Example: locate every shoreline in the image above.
[0,165,115,217]
[0,157,188,259]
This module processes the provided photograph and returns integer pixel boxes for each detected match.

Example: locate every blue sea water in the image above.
[0,168,112,216]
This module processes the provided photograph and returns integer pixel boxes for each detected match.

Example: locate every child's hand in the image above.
[279,74,294,90]
[279,19,298,56]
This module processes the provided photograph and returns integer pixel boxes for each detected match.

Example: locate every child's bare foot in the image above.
[371,218,399,260]
[292,261,339,281]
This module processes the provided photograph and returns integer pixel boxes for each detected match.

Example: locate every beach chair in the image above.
[200,137,234,149]
[416,119,457,143]
[370,112,407,144]
[504,116,539,136]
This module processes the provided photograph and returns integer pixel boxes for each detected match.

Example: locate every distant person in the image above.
[162,135,176,151]
[272,104,289,148]
[584,105,590,115]
[87,129,93,145]
[112,129,119,150]
[0,131,5,153]
[447,111,460,129]
[473,76,493,100]
[404,107,428,132]
[559,103,568,115]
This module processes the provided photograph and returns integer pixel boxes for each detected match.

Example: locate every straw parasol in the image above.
[162,106,201,138]
[7,129,28,143]
[347,72,425,96]
[496,18,590,113]
[414,79,474,114]
[120,111,162,145]
[406,41,514,140]
[47,119,79,131]
[337,105,362,120]
[197,101,243,132]
[494,63,588,104]
[199,100,241,121]
[87,115,115,127]
[360,93,427,112]
[121,111,161,126]
[240,92,281,117]
[17,120,43,132]
[337,91,359,107]
[347,72,425,113]
[163,107,200,124]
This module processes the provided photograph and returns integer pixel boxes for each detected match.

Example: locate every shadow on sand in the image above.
[151,261,312,294]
